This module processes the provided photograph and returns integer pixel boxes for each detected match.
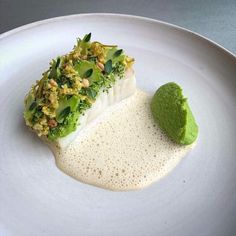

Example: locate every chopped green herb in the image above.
[83,68,93,78]
[29,101,37,111]
[114,49,123,57]
[49,59,61,80]
[86,88,97,99]
[57,75,71,87]
[55,58,61,68]
[83,33,91,42]
[57,107,71,123]
[104,60,113,74]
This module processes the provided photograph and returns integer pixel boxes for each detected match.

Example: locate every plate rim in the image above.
[1,12,236,236]
[1,13,236,62]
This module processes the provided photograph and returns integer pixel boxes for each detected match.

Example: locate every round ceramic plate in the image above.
[0,14,236,236]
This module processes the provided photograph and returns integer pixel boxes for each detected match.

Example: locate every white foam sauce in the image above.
[54,90,193,191]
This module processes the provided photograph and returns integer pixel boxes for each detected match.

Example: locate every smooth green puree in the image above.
[151,82,198,145]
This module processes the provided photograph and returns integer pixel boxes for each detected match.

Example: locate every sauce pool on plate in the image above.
[54,90,193,191]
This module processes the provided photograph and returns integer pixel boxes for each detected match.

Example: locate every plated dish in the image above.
[1,14,236,236]
[23,33,198,191]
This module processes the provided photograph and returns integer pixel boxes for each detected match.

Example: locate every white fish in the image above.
[50,68,136,149]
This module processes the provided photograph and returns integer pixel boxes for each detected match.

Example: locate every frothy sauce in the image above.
[54,90,193,191]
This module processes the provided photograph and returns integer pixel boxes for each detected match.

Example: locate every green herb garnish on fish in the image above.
[24,33,134,142]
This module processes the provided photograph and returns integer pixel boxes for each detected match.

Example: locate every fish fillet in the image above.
[52,68,136,149]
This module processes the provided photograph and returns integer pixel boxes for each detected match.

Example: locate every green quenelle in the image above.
[151,82,198,145]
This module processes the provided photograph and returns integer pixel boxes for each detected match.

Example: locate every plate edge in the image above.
[1,13,236,62]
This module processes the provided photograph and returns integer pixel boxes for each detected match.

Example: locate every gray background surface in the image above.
[1,1,236,236]
[1,0,236,53]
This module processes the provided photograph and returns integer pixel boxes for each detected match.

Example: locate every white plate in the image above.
[0,14,236,236]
